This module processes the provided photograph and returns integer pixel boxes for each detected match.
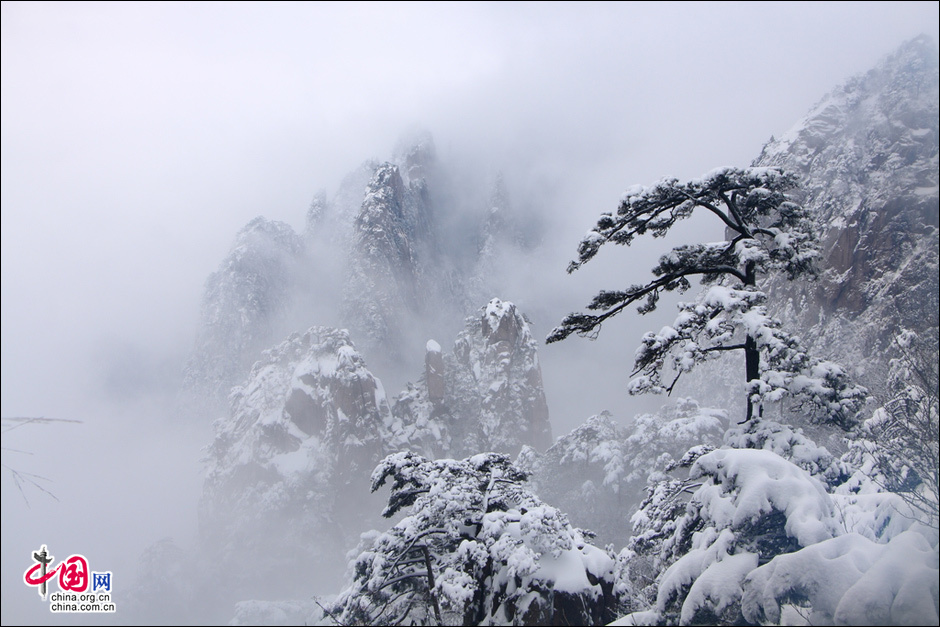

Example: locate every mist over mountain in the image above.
[3,5,938,625]
[184,133,548,409]
[183,138,559,605]
[184,217,306,402]
[167,37,939,624]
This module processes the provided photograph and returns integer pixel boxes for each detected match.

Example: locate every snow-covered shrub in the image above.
[724,417,847,487]
[623,448,841,625]
[862,329,938,527]
[617,437,938,626]
[742,526,939,625]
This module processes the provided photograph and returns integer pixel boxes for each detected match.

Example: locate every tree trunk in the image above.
[421,546,443,625]
[744,261,759,422]
[745,334,760,421]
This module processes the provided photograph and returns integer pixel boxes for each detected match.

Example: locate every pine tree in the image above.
[548,167,865,424]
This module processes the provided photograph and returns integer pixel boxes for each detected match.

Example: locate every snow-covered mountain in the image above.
[185,133,544,406]
[199,297,553,601]
[200,326,393,596]
[178,37,939,624]
[342,160,436,363]
[755,35,939,394]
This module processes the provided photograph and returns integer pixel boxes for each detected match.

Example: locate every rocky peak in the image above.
[304,190,329,238]
[459,299,552,455]
[394,130,437,184]
[481,297,520,343]
[208,326,391,485]
[343,163,422,359]
[359,163,408,222]
[393,298,552,458]
[424,339,445,404]
[200,325,392,597]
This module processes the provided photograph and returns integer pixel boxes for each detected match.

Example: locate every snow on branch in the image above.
[333,452,619,625]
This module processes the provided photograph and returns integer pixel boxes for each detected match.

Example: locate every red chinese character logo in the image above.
[59,555,88,592]
[24,561,57,585]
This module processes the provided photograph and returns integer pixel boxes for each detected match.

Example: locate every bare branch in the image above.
[315,599,346,626]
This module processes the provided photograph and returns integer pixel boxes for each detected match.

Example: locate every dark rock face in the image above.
[425,340,446,405]
[754,36,939,392]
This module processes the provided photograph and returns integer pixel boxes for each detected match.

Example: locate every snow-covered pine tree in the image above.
[548,167,865,425]
[331,452,618,626]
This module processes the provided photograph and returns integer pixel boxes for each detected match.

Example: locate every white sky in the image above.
[1,2,937,623]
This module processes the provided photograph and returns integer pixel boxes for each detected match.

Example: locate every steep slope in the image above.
[341,135,472,372]
[342,163,428,360]
[754,35,939,393]
[184,217,305,401]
